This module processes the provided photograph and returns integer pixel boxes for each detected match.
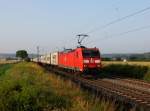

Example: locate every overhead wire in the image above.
[85,24,150,45]
[85,6,150,34]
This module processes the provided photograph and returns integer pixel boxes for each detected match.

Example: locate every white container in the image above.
[33,58,38,62]
[45,54,51,64]
[51,52,58,65]
[40,55,45,63]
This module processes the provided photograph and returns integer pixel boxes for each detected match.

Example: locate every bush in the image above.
[102,58,112,61]
[102,64,149,79]
[143,69,150,82]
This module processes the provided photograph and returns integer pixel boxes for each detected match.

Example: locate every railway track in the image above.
[47,67,150,110]
[100,78,150,94]
[108,76,150,88]
[121,78,150,88]
[77,77,150,108]
[95,79,150,104]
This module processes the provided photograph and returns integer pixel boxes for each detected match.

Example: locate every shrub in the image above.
[143,69,150,82]
[102,64,149,79]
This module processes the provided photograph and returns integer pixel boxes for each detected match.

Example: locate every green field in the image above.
[0,62,119,111]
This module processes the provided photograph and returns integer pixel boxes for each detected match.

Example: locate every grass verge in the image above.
[0,62,72,111]
[0,64,13,76]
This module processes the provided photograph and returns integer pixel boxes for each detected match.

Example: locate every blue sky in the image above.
[0,0,150,54]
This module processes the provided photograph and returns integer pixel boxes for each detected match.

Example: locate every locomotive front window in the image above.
[82,50,100,58]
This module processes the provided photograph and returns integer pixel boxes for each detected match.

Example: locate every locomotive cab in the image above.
[81,47,102,73]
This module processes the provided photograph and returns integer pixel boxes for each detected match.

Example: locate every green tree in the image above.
[16,50,28,59]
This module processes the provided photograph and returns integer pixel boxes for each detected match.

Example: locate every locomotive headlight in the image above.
[83,60,89,63]
[95,60,101,63]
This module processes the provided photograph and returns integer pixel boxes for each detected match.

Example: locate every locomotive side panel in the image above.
[58,52,65,67]
[58,49,83,71]
[58,51,75,70]
[66,51,74,70]
[74,48,84,71]
[58,52,74,69]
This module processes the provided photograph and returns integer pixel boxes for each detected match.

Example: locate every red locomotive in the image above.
[59,46,101,73]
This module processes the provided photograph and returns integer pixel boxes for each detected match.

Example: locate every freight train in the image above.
[33,46,102,74]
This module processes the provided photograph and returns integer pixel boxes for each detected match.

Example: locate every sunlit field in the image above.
[0,60,18,64]
[102,61,150,67]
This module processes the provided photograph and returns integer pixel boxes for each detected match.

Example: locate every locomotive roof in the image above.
[60,46,99,53]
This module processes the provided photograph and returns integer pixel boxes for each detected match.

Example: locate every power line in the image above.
[85,24,150,45]
[112,25,150,37]
[86,6,150,34]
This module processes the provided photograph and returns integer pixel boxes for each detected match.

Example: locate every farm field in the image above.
[0,62,118,111]
[0,60,18,64]
[102,61,150,67]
